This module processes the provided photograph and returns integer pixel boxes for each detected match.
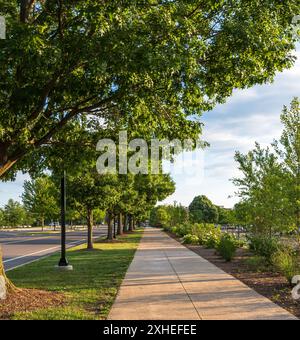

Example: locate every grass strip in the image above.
[6,230,143,320]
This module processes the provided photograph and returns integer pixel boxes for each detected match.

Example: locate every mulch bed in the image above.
[167,232,300,319]
[0,289,65,319]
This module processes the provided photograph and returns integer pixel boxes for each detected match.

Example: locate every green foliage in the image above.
[150,202,185,229]
[175,223,193,237]
[217,233,238,262]
[167,221,222,249]
[167,204,189,228]
[248,235,281,263]
[203,231,221,249]
[0,208,5,227]
[93,209,106,224]
[189,195,219,224]
[1,199,27,227]
[150,206,170,228]
[133,174,175,224]
[182,234,199,245]
[7,230,143,320]
[233,201,251,227]
[217,207,234,225]
[191,223,222,248]
[162,222,190,237]
[0,1,299,179]
[22,176,59,227]
[271,248,300,284]
[245,256,271,272]
[233,99,300,236]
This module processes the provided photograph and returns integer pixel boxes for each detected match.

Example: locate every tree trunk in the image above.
[41,216,45,232]
[0,247,18,299]
[123,214,128,232]
[87,209,94,250]
[129,215,133,232]
[20,0,35,23]
[117,213,123,236]
[107,214,113,241]
[113,217,116,238]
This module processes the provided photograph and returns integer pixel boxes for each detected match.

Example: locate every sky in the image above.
[0,48,300,209]
[162,47,300,208]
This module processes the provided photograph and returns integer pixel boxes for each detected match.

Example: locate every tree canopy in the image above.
[0,0,299,178]
[189,195,219,224]
[233,98,300,235]
[1,199,27,227]
[22,175,59,229]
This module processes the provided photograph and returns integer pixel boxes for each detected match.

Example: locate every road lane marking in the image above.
[3,239,86,264]
[0,229,106,245]
[3,233,105,270]
[0,235,56,245]
[6,254,54,272]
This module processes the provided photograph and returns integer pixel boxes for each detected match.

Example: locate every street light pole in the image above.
[56,171,73,270]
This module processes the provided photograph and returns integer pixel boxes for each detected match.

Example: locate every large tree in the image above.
[189,195,219,224]
[22,176,59,230]
[274,98,300,231]
[233,144,288,235]
[0,0,299,178]
[68,171,120,249]
[233,99,300,235]
[2,199,27,227]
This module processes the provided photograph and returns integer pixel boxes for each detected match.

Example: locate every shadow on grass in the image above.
[8,233,139,285]
[3,230,143,319]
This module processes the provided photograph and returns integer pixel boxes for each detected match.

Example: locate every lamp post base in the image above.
[55,264,73,271]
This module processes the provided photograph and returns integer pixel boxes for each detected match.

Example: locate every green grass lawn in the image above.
[7,230,143,320]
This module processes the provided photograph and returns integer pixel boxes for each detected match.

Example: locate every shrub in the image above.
[191,223,221,246]
[271,248,300,284]
[203,230,221,249]
[217,233,238,262]
[235,238,246,248]
[170,226,178,234]
[245,256,270,272]
[174,223,193,237]
[182,234,199,245]
[168,222,221,248]
[248,235,280,262]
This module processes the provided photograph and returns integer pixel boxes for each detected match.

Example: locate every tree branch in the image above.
[20,0,36,23]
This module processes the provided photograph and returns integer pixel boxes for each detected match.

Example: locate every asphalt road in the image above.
[0,227,107,271]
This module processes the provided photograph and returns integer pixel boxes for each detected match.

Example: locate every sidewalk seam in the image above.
[164,250,203,320]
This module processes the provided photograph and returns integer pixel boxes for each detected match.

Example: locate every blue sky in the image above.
[1,48,300,209]
[163,47,300,208]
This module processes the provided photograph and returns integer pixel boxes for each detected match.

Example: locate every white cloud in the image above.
[163,46,300,208]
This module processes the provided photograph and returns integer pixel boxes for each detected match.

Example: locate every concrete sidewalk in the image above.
[108,228,297,320]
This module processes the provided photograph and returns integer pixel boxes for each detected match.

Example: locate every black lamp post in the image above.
[57,171,72,270]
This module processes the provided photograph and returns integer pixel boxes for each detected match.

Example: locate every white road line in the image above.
[6,254,54,272]
[0,235,56,245]
[3,233,105,271]
[3,239,86,264]
[0,230,90,245]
